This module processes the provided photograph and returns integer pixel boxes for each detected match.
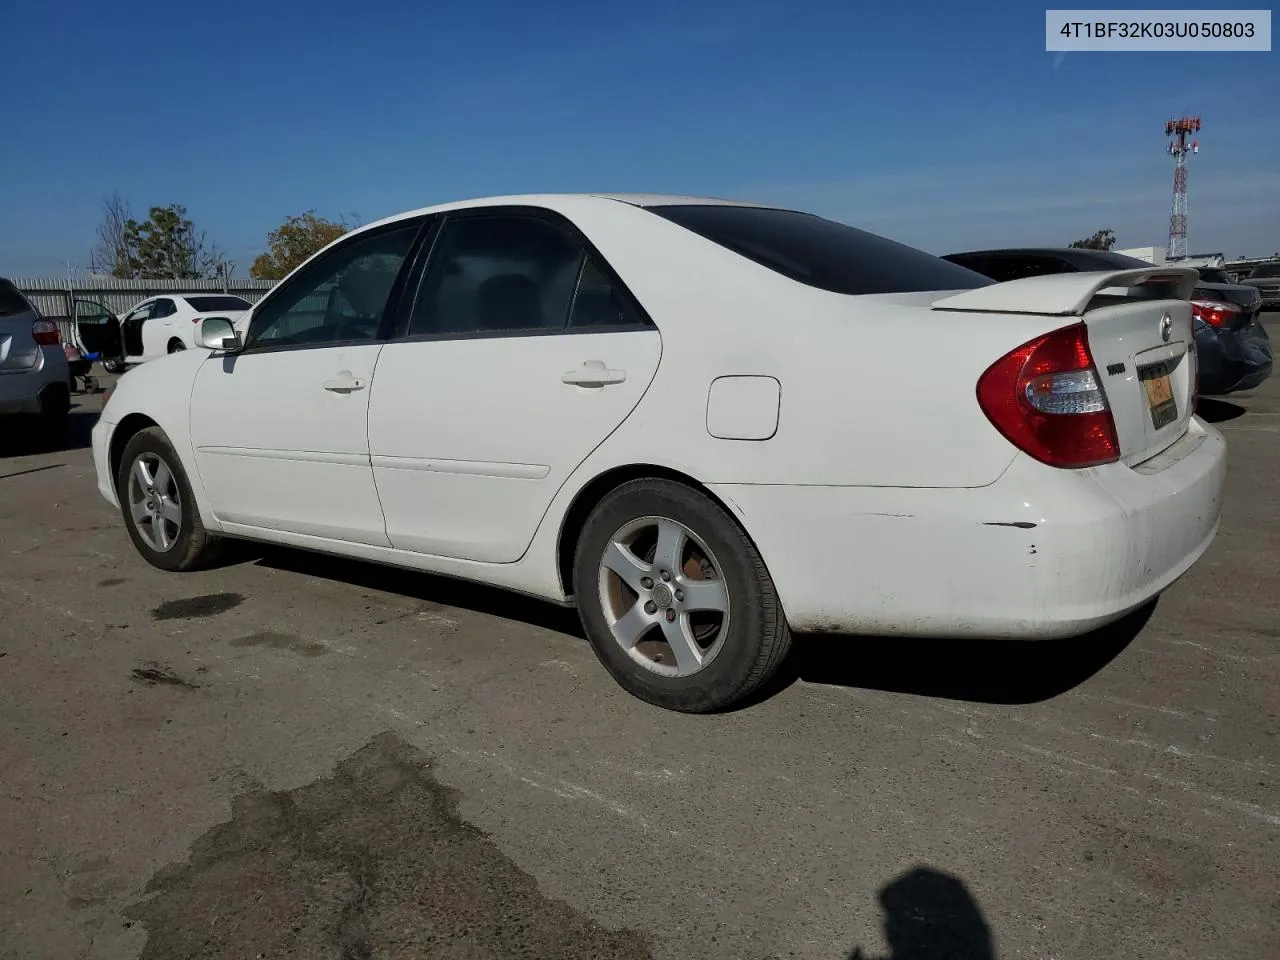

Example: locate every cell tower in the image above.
[1165,115,1201,260]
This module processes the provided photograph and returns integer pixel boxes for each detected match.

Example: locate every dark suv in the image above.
[1241,262,1280,310]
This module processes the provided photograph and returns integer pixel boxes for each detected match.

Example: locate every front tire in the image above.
[116,427,222,571]
[572,478,791,713]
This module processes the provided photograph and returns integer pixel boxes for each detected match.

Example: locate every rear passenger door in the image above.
[367,208,662,563]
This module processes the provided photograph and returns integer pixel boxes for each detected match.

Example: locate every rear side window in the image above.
[409,215,585,337]
[184,295,252,312]
[647,205,992,295]
[0,281,34,318]
[1251,264,1280,278]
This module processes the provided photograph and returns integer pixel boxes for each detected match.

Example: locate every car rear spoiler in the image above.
[932,266,1199,317]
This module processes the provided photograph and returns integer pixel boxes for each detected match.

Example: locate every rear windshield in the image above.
[1072,251,1154,270]
[184,295,252,312]
[0,280,35,318]
[647,205,993,295]
[1250,263,1280,278]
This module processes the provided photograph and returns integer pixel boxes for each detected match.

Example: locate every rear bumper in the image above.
[0,347,70,415]
[711,418,1226,640]
[1196,321,1273,394]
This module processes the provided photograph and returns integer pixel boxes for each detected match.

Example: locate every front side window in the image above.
[124,302,155,323]
[1251,263,1280,279]
[408,215,585,337]
[245,223,420,350]
[648,204,992,295]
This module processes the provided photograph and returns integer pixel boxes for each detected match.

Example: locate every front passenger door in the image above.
[188,220,425,545]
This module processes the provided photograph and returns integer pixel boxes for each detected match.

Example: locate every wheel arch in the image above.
[108,413,161,489]
[554,463,756,598]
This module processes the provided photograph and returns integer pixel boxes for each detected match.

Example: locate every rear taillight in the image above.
[976,322,1120,469]
[1190,298,1240,328]
[32,319,60,346]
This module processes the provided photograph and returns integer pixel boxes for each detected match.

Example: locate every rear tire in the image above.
[167,339,186,354]
[572,478,791,713]
[116,427,223,571]
[102,360,124,374]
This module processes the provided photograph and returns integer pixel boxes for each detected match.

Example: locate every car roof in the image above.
[352,193,770,235]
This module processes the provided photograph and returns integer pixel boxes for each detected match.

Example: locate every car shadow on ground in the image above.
[250,546,586,638]
[0,407,97,460]
[768,601,1153,707]
[1195,397,1247,423]
[250,545,1150,709]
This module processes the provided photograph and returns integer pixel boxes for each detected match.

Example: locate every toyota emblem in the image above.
[1160,313,1172,342]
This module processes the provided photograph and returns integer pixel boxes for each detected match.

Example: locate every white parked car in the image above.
[91,194,1226,712]
[78,293,253,370]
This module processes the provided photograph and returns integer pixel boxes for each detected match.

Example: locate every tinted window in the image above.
[977,255,1074,283]
[1250,263,1280,278]
[0,280,34,318]
[569,256,647,328]
[1068,251,1155,270]
[150,298,176,318]
[185,295,252,312]
[245,224,420,350]
[409,215,585,337]
[648,205,991,295]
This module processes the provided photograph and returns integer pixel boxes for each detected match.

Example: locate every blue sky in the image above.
[3,0,1277,276]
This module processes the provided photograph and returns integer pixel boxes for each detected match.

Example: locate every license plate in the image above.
[1140,362,1178,430]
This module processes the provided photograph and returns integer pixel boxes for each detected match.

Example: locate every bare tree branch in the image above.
[89,192,135,277]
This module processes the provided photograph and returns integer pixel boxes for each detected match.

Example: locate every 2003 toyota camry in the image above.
[92,194,1227,712]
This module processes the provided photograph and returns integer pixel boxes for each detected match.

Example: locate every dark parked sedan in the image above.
[941,248,1273,396]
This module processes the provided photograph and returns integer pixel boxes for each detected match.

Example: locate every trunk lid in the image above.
[933,266,1200,467]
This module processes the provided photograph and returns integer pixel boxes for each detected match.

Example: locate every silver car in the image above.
[0,278,71,428]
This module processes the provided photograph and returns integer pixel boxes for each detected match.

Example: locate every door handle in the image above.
[562,360,626,387]
[323,373,366,393]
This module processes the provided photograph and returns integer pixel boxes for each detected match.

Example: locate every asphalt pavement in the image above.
[1,323,1277,960]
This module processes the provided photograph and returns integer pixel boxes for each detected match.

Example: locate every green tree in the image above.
[250,211,354,281]
[121,204,220,279]
[1069,229,1116,251]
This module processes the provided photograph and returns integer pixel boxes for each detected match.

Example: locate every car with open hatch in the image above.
[91,194,1227,713]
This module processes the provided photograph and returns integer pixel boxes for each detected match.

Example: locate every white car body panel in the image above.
[189,345,390,545]
[92,193,1227,639]
[368,328,662,563]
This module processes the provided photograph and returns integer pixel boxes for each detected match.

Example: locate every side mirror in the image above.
[198,316,242,352]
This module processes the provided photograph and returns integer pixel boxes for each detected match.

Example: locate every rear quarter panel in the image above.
[553,199,1064,489]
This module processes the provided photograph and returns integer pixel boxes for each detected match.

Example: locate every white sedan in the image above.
[91,194,1226,712]
[112,293,253,365]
